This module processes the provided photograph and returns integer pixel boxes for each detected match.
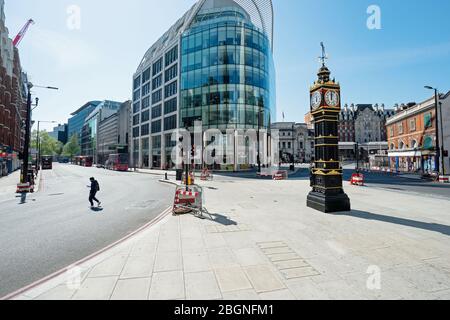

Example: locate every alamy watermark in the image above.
[166,122,281,168]
[66,5,81,31]
[367,5,382,30]
[366,265,382,290]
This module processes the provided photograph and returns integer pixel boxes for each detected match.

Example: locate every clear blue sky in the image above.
[4,0,450,131]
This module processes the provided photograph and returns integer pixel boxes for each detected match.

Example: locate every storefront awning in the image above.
[388,151,423,157]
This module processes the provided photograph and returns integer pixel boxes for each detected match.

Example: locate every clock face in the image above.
[311,91,322,110]
[325,90,339,107]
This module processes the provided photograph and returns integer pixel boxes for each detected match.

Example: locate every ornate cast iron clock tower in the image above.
[307,43,351,213]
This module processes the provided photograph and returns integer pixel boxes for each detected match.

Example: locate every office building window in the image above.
[133,126,140,138]
[133,76,141,90]
[142,83,150,97]
[164,115,177,131]
[165,64,178,83]
[152,120,162,134]
[165,133,177,149]
[164,97,177,114]
[165,81,178,98]
[152,74,162,90]
[133,102,140,114]
[152,89,162,104]
[141,124,150,136]
[142,96,150,110]
[165,46,178,67]
[398,122,403,134]
[152,135,161,149]
[152,105,162,119]
[133,89,140,101]
[133,114,140,126]
[142,68,151,84]
[141,110,150,123]
[153,58,162,76]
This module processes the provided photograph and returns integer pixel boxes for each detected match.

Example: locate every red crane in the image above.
[13,19,34,47]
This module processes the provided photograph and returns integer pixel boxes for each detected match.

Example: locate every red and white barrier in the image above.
[350,173,365,186]
[273,170,288,180]
[16,182,32,193]
[439,176,450,184]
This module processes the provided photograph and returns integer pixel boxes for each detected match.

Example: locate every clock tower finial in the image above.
[317,42,331,83]
[319,42,328,66]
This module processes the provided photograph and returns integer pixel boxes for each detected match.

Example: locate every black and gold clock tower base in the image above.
[307,44,350,213]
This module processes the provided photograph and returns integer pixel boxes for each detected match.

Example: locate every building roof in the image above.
[135,0,274,74]
[70,101,102,116]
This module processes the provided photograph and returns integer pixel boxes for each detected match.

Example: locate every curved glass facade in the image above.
[180,6,275,130]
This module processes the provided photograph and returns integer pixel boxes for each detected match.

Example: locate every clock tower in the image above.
[307,43,351,213]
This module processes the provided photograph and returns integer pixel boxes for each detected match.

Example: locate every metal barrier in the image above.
[172,184,211,219]
[200,169,213,181]
[273,170,288,180]
[350,173,365,186]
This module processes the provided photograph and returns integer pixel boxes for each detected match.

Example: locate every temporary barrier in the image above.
[200,168,213,181]
[173,185,211,219]
[350,173,365,186]
[273,170,288,180]
[16,182,33,193]
[439,176,450,184]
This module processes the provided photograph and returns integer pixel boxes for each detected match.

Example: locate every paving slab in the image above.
[148,271,184,300]
[214,267,252,293]
[111,278,151,300]
[185,271,222,300]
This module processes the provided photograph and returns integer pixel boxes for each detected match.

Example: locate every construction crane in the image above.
[13,19,34,47]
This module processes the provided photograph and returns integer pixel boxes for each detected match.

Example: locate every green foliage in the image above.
[62,134,81,159]
[31,130,62,156]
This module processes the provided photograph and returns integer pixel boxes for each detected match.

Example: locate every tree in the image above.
[63,134,81,160]
[31,130,61,156]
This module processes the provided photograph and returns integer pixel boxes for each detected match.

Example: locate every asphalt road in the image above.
[0,163,173,297]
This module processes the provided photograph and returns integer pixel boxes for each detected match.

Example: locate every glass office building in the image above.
[132,0,275,170]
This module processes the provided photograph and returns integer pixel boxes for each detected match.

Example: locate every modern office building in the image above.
[49,124,68,145]
[0,0,28,175]
[97,101,131,165]
[80,100,122,162]
[132,0,275,170]
[68,101,102,144]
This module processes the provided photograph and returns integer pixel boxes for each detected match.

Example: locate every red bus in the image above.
[74,156,93,167]
[106,154,129,171]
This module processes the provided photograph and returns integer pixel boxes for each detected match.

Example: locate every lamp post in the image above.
[37,120,57,169]
[291,123,295,171]
[21,83,58,185]
[424,86,443,175]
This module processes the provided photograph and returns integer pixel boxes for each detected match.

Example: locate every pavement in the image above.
[5,172,450,300]
[0,163,172,297]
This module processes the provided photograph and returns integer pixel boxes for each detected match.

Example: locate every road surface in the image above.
[0,163,172,297]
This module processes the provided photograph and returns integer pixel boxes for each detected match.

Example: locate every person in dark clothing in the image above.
[88,177,101,208]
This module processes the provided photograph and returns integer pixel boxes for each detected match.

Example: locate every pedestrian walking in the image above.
[88,177,101,208]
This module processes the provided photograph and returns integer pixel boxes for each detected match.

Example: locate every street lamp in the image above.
[424,86,444,175]
[21,82,58,185]
[36,120,57,169]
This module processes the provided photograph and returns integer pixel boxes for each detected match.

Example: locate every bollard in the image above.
[165,172,168,180]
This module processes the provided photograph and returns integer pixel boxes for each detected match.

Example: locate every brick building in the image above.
[386,94,450,174]
[0,0,28,175]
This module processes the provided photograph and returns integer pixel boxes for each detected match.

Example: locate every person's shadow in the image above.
[91,207,104,213]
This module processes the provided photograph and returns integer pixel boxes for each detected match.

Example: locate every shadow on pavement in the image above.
[205,213,238,226]
[91,207,104,212]
[337,210,450,237]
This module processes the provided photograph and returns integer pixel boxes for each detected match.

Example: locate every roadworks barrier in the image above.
[350,173,365,186]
